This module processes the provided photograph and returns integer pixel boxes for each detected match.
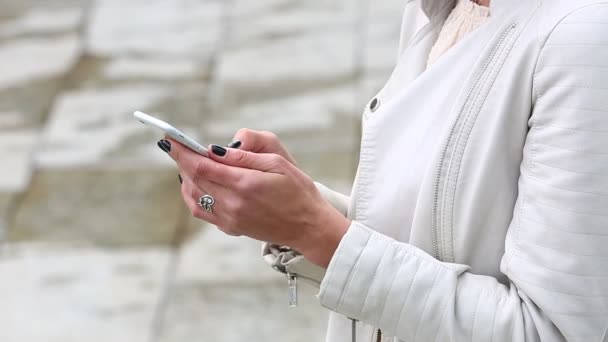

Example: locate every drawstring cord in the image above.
[351,318,357,342]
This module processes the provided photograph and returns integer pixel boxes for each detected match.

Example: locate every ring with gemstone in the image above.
[198,194,215,213]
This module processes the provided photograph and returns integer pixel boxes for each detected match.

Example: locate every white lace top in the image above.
[427,0,491,67]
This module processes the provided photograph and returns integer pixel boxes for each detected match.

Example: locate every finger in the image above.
[208,145,288,174]
[163,138,241,187]
[181,179,240,236]
[231,128,279,153]
[181,179,219,225]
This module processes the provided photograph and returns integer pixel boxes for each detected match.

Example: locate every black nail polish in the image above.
[178,174,183,184]
[228,140,242,149]
[157,139,171,153]
[211,145,227,157]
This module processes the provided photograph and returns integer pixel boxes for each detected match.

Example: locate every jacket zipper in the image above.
[375,329,382,342]
[430,23,517,261]
[286,273,297,307]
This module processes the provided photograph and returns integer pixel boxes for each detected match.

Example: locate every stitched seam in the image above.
[336,230,373,311]
[490,295,497,342]
[375,249,404,328]
[358,241,391,318]
[412,270,440,342]
[432,296,451,342]
[528,175,608,197]
[533,160,608,176]
[541,64,608,69]
[322,230,346,307]
[515,251,608,278]
[530,127,608,138]
[535,104,608,113]
[322,223,362,308]
[530,197,608,217]
[559,22,608,25]
[545,43,608,46]
[521,216,608,236]
[535,123,608,133]
[470,289,484,342]
[393,259,421,334]
[520,239,608,259]
[537,84,608,91]
[510,119,538,273]
[532,142,608,156]
[511,273,608,298]
[532,3,608,102]
[539,311,608,317]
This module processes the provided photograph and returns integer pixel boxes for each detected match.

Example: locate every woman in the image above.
[157,0,608,340]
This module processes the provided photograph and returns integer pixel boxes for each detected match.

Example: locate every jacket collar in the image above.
[420,0,513,19]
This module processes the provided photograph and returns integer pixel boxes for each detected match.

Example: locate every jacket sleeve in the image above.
[318,6,608,342]
[314,182,350,217]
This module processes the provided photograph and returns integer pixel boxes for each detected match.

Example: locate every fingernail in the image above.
[211,145,227,157]
[157,139,171,153]
[178,174,183,184]
[227,140,242,149]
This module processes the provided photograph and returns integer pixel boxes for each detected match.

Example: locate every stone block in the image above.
[159,283,328,342]
[0,6,83,38]
[0,130,37,195]
[0,0,88,21]
[176,224,280,285]
[0,35,79,91]
[228,0,357,47]
[87,0,222,58]
[103,57,209,82]
[0,244,170,342]
[0,35,80,130]
[0,130,38,242]
[216,29,357,106]
[9,169,190,245]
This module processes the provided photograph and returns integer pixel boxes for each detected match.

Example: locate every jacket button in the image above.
[369,97,380,112]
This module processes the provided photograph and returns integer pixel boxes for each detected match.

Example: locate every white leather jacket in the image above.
[264,0,608,341]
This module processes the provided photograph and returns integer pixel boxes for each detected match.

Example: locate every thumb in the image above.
[208,144,288,174]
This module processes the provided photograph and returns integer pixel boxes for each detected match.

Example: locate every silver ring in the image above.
[198,194,215,213]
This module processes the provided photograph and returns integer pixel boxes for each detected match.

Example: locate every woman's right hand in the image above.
[228,128,297,165]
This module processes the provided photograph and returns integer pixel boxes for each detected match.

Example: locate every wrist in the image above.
[296,205,351,268]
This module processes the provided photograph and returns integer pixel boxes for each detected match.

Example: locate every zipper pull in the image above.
[287,273,298,307]
[375,329,382,342]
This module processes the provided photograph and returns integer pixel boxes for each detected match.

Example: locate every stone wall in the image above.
[0,0,404,341]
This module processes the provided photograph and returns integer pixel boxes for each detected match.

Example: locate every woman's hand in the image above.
[228,128,297,165]
[163,139,350,267]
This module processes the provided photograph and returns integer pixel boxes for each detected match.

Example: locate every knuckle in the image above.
[193,159,208,184]
[233,150,249,165]
[231,198,247,217]
[237,177,259,194]
[236,128,254,140]
[261,131,279,143]
[270,154,286,168]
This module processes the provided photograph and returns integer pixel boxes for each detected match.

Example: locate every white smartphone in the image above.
[133,111,209,156]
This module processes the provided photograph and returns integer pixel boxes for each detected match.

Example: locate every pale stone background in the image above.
[0,0,403,341]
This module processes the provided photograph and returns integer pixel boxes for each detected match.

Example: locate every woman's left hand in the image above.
[162,139,351,267]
